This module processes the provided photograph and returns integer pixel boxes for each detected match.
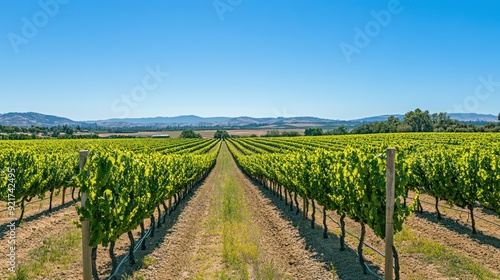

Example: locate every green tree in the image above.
[350,123,373,134]
[214,130,230,139]
[432,112,455,132]
[330,125,348,135]
[387,115,401,131]
[265,130,281,137]
[61,125,74,135]
[281,131,300,137]
[180,130,202,138]
[484,122,496,130]
[403,109,433,132]
[304,128,323,136]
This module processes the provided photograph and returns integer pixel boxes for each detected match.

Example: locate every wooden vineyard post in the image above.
[79,150,92,280]
[303,197,307,218]
[385,148,396,280]
[62,187,66,205]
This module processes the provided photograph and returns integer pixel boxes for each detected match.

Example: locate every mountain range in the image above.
[0,112,497,128]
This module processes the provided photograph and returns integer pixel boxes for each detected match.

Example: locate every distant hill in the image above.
[353,115,404,123]
[92,115,340,128]
[95,115,231,125]
[447,113,498,122]
[218,116,337,127]
[0,112,497,128]
[0,112,81,127]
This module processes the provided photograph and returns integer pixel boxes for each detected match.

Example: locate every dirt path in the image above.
[130,142,358,279]
[233,154,374,280]
[403,194,500,276]
[291,193,500,280]
[225,142,500,280]
[129,142,225,280]
[5,142,497,279]
[0,191,81,275]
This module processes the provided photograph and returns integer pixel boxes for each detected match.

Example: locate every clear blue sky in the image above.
[1,0,499,121]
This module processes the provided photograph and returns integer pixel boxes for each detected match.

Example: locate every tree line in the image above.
[303,110,500,136]
[0,124,99,140]
[351,109,500,134]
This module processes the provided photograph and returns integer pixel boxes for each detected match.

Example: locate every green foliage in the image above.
[0,149,77,215]
[7,265,29,280]
[403,108,433,132]
[141,256,155,268]
[328,125,349,135]
[304,127,323,136]
[264,130,300,137]
[351,115,402,134]
[230,146,411,239]
[351,110,500,134]
[0,124,95,140]
[265,130,281,137]
[281,131,300,137]
[121,274,145,280]
[214,130,230,139]
[351,108,435,133]
[410,143,500,221]
[180,130,202,138]
[0,138,221,250]
[75,145,219,247]
[228,132,500,238]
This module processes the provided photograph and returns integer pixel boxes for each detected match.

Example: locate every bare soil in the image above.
[306,193,500,279]
[127,142,344,279]
[404,194,500,276]
[0,190,82,278]
[1,146,499,279]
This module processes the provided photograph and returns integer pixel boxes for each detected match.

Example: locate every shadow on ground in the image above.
[248,177,381,280]
[109,175,209,279]
[0,197,77,239]
[415,210,500,250]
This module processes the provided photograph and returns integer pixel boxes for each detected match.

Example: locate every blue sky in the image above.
[1,0,499,121]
